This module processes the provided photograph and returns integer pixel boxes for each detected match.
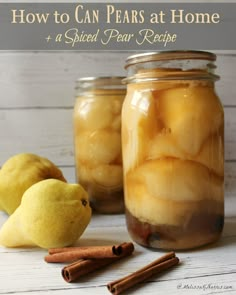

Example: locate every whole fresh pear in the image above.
[0,179,91,248]
[0,153,66,214]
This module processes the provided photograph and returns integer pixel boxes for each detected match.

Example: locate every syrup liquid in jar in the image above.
[122,51,224,249]
[74,77,126,213]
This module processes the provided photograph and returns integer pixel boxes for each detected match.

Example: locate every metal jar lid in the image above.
[125,50,216,69]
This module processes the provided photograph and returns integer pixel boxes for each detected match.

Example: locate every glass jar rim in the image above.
[76,76,125,86]
[75,76,126,92]
[125,50,216,69]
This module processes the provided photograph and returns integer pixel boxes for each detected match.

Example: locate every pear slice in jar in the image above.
[125,179,185,226]
[155,84,224,155]
[91,164,123,189]
[76,163,92,184]
[126,158,223,203]
[122,89,161,173]
[194,132,224,177]
[125,180,192,226]
[74,96,113,131]
[125,174,222,227]
[125,158,224,226]
[75,130,121,165]
[147,132,185,161]
[147,132,224,177]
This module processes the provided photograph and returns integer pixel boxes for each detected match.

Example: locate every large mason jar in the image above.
[122,51,224,250]
[74,77,126,214]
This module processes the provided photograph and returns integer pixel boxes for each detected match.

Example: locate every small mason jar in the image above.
[74,77,126,214]
[122,51,224,250]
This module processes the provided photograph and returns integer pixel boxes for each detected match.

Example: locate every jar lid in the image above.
[125,50,216,69]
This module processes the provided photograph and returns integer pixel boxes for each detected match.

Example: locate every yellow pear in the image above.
[0,153,66,215]
[0,179,91,248]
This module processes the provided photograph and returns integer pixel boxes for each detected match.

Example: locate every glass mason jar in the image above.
[122,51,224,250]
[74,77,126,214]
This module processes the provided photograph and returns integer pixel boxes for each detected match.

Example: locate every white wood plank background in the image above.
[0,53,235,108]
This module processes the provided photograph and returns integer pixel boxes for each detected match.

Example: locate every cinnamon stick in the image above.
[62,242,135,283]
[48,246,93,255]
[48,244,123,255]
[107,252,179,295]
[108,251,175,286]
[45,243,125,263]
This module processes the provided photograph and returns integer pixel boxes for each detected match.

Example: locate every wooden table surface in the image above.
[0,195,235,295]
